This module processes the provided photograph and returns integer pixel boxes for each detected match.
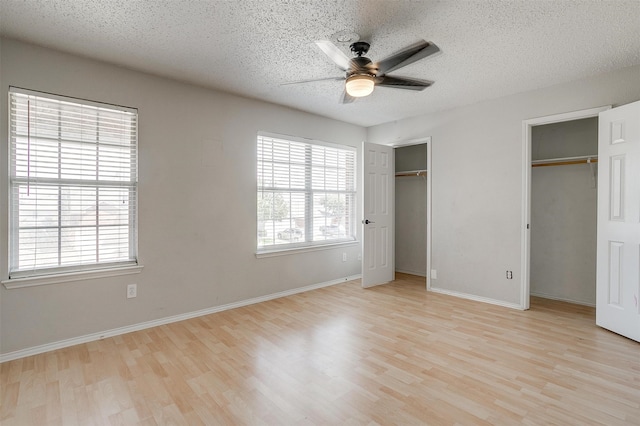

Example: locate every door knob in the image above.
[362,219,375,224]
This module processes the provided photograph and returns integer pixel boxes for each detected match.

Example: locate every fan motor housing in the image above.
[350,57,376,74]
[350,41,370,56]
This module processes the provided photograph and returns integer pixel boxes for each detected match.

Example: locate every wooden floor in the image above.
[1,273,639,425]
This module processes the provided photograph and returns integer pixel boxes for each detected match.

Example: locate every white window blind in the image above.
[8,88,138,278]
[257,133,356,251]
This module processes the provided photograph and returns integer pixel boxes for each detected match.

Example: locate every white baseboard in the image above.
[0,274,361,363]
[529,291,595,307]
[429,286,523,310]
[395,269,427,277]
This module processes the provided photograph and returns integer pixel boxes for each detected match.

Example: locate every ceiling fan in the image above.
[288,39,440,103]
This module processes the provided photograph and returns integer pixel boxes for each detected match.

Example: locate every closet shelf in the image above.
[395,169,427,177]
[531,155,598,168]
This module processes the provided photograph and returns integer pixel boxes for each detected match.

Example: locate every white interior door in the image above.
[596,100,640,342]
[362,142,394,287]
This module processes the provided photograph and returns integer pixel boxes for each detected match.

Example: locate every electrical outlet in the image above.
[127,283,137,298]
[430,269,437,279]
[342,252,347,262]
[357,253,362,261]
[506,271,513,279]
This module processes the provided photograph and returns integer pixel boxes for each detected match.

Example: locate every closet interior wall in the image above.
[395,144,427,277]
[531,117,598,305]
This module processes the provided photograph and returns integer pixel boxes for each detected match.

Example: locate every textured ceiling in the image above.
[1,0,639,127]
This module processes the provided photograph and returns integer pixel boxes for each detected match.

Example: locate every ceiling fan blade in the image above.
[341,90,356,104]
[376,75,433,91]
[315,40,351,71]
[375,40,440,75]
[281,76,345,86]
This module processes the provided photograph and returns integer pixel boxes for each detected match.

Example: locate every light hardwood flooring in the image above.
[1,273,639,425]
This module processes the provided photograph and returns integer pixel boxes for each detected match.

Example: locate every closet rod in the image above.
[395,170,427,177]
[531,155,598,168]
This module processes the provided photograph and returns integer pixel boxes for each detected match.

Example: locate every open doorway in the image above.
[530,118,598,306]
[521,106,610,309]
[394,138,431,289]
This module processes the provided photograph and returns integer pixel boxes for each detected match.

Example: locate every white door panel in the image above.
[596,100,640,342]
[362,142,394,287]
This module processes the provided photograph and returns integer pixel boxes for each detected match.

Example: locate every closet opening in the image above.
[530,117,598,307]
[521,106,611,310]
[394,140,431,289]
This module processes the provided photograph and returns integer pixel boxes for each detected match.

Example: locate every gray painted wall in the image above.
[395,143,427,172]
[367,64,640,306]
[395,145,427,276]
[532,118,598,160]
[531,164,597,305]
[395,176,427,276]
[0,38,365,355]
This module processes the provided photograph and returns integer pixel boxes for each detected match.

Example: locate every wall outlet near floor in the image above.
[127,283,137,298]
[342,252,347,262]
[506,271,513,279]
[430,269,437,279]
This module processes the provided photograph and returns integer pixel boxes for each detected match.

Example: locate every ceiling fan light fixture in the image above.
[345,74,375,97]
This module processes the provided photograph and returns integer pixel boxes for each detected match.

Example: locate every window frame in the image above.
[256,132,357,255]
[6,87,140,283]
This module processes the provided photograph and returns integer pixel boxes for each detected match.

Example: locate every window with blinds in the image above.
[257,133,356,251]
[8,88,138,278]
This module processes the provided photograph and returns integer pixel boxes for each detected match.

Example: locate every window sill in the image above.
[256,241,359,258]
[2,265,144,289]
